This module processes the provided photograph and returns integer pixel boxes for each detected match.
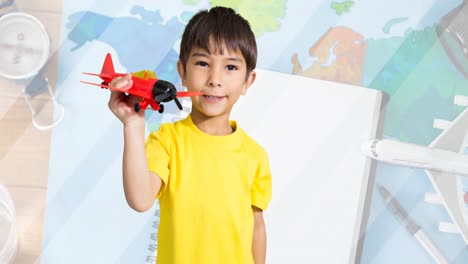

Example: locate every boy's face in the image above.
[177,44,256,120]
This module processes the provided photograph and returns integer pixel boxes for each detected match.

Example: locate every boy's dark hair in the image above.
[179,6,257,76]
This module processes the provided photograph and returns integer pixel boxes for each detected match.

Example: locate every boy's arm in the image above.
[252,206,266,264]
[122,121,162,212]
[108,76,162,212]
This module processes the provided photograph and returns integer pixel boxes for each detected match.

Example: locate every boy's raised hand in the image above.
[108,74,145,125]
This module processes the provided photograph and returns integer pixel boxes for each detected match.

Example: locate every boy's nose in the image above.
[207,68,222,87]
[208,80,222,87]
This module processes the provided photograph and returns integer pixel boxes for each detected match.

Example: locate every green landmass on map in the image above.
[364,27,468,144]
[383,17,409,34]
[209,0,286,36]
[331,1,354,15]
[182,0,200,5]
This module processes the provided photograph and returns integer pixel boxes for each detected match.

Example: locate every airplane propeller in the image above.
[153,80,200,110]
[153,91,183,110]
[174,97,183,110]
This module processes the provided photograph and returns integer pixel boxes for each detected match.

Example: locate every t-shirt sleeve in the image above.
[251,150,272,210]
[145,125,170,199]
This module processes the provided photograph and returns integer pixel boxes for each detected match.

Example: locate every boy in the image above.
[108,6,272,264]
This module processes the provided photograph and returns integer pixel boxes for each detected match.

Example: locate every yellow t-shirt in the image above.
[145,115,272,264]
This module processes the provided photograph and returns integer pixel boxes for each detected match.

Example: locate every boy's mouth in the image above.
[203,94,225,103]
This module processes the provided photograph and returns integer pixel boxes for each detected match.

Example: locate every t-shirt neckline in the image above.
[183,114,241,141]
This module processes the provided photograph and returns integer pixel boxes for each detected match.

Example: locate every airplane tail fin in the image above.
[101,53,115,76]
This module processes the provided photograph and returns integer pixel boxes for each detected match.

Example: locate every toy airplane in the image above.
[80,53,203,113]
[362,95,468,244]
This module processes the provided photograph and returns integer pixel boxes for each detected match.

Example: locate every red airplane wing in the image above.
[80,80,130,92]
[177,91,204,97]
[81,72,126,84]
[82,72,126,79]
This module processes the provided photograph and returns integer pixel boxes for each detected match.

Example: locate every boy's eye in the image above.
[226,65,238,71]
[195,61,208,67]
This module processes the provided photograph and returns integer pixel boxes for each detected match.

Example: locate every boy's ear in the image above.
[176,61,186,86]
[241,70,256,95]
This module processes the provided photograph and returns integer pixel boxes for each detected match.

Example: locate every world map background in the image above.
[41,0,468,263]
